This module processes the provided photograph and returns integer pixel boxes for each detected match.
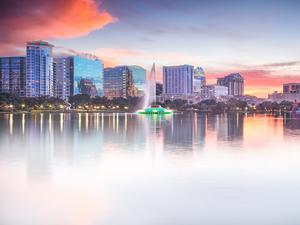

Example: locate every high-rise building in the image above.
[53,57,72,100]
[217,73,244,96]
[283,83,300,94]
[163,65,194,99]
[0,57,26,97]
[54,55,103,99]
[193,67,206,93]
[104,66,137,99]
[128,65,146,96]
[26,41,54,97]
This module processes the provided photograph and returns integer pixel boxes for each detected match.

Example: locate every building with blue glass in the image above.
[128,65,146,96]
[104,66,137,99]
[54,55,103,99]
[0,57,26,96]
[26,41,54,97]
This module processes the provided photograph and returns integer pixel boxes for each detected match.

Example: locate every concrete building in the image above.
[193,67,206,93]
[0,57,26,97]
[128,65,146,96]
[283,83,300,94]
[217,73,244,96]
[201,85,228,99]
[26,41,54,97]
[104,66,137,99]
[163,65,194,100]
[54,55,103,99]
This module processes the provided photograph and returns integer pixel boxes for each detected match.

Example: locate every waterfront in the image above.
[1,113,300,225]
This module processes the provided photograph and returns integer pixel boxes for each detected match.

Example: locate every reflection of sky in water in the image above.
[1,113,300,225]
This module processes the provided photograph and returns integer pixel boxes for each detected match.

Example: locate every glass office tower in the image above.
[128,65,146,95]
[104,66,137,99]
[0,57,26,96]
[73,56,103,97]
[26,41,54,97]
[54,55,103,99]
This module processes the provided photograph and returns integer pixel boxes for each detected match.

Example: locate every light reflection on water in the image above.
[1,113,300,225]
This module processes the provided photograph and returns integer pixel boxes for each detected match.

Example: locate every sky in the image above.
[0,0,300,97]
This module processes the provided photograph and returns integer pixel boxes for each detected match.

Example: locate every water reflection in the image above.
[1,113,300,225]
[0,112,247,172]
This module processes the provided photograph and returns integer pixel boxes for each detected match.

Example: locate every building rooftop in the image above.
[27,40,54,47]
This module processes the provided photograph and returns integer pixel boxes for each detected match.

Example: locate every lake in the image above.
[1,112,300,225]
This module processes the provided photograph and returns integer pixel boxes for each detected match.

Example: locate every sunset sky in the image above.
[1,0,300,97]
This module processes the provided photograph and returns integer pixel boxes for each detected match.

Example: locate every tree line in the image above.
[0,93,297,113]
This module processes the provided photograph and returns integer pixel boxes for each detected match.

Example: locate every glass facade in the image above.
[73,56,103,97]
[26,41,54,97]
[104,66,137,99]
[0,57,26,96]
[128,65,146,95]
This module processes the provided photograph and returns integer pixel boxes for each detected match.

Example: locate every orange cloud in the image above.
[207,68,300,97]
[0,0,116,55]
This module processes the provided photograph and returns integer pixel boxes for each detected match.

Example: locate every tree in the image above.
[69,94,91,108]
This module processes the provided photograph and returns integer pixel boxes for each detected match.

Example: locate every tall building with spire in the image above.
[26,41,54,97]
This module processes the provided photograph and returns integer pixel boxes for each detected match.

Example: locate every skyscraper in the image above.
[53,57,72,100]
[54,55,103,99]
[193,67,206,93]
[26,41,54,97]
[0,57,26,96]
[128,65,146,96]
[217,73,244,96]
[104,66,137,99]
[163,65,193,99]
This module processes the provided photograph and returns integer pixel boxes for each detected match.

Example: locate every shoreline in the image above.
[0,109,296,115]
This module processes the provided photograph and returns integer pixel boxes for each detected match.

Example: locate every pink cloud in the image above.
[0,0,116,55]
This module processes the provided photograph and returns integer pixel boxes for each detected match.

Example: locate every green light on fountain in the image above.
[137,105,173,114]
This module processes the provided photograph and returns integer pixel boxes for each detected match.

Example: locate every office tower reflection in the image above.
[217,113,244,141]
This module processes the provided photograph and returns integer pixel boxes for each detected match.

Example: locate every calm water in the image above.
[1,112,300,225]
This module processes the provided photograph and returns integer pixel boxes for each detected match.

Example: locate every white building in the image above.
[201,85,228,99]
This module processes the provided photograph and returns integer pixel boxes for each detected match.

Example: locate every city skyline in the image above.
[1,0,300,97]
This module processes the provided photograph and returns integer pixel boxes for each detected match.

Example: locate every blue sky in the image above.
[1,0,300,96]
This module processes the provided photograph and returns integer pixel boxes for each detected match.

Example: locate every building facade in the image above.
[26,41,54,97]
[104,66,137,99]
[54,55,103,99]
[193,67,206,93]
[128,65,146,96]
[283,83,300,94]
[0,57,26,97]
[217,73,244,96]
[163,65,194,99]
[201,85,228,99]
[53,57,72,100]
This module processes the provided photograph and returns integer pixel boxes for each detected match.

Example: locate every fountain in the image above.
[137,63,172,115]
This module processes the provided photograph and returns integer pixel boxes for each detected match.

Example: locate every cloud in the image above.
[261,61,300,68]
[206,63,300,97]
[0,0,116,55]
